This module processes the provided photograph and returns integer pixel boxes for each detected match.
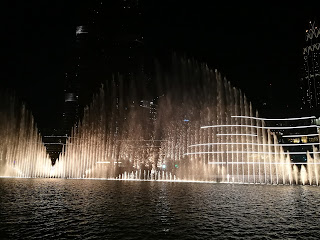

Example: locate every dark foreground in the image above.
[0,178,320,239]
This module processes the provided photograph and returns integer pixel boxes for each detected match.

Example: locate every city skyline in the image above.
[3,1,320,131]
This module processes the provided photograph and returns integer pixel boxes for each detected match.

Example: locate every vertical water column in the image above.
[313,146,319,185]
[244,96,250,183]
[307,151,314,185]
[249,105,255,183]
[229,86,236,183]
[224,79,230,182]
[256,112,262,183]
[279,143,286,184]
[267,130,273,184]
[216,72,222,180]
[286,153,293,185]
[239,93,245,183]
[234,88,240,183]
[261,120,268,184]
[273,134,279,184]
[300,164,308,185]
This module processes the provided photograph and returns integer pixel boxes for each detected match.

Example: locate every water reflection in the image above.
[1,179,320,239]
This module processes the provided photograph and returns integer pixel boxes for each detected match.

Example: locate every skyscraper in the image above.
[62,1,147,136]
[63,0,145,131]
[301,21,320,115]
[62,25,90,134]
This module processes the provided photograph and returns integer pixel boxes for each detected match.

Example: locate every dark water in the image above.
[1,179,320,240]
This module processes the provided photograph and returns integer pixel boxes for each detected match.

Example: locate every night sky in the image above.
[3,1,320,130]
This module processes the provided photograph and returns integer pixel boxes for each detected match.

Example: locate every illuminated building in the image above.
[140,98,158,122]
[266,116,320,163]
[301,21,320,115]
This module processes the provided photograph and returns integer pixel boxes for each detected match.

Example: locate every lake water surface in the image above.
[0,178,320,239]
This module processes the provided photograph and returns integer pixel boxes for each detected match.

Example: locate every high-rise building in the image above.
[300,21,320,116]
[62,1,147,136]
[62,25,90,135]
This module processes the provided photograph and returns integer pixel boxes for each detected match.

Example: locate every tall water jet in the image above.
[300,165,307,185]
[314,147,320,186]
[0,92,51,177]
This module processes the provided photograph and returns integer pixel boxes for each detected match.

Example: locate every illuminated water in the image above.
[52,58,319,184]
[0,178,320,239]
[1,58,320,184]
[0,93,51,178]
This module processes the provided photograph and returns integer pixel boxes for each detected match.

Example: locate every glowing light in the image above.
[201,124,318,130]
[96,161,122,164]
[278,143,319,146]
[65,93,77,102]
[231,115,316,121]
[184,151,320,155]
[217,133,257,136]
[208,162,317,165]
[76,26,88,35]
[303,43,320,55]
[162,164,166,169]
[117,139,167,142]
[306,22,320,40]
[43,136,70,138]
[188,142,320,148]
[282,133,319,138]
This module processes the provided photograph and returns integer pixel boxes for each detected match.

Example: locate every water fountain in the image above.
[1,57,319,185]
[50,57,320,185]
[0,92,51,178]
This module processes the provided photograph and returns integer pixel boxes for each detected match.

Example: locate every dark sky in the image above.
[3,1,320,130]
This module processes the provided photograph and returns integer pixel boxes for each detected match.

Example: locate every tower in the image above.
[301,21,320,116]
[62,26,89,135]
[62,1,148,136]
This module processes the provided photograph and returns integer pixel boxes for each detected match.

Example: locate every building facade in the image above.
[301,21,320,115]
[268,116,320,164]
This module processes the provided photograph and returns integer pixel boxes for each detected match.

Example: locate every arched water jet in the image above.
[51,57,309,184]
[2,57,319,185]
